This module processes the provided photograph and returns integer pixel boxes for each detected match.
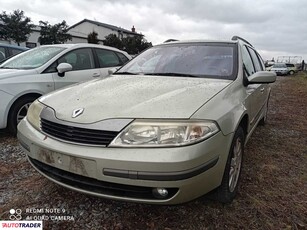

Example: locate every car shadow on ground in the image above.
[0,129,14,139]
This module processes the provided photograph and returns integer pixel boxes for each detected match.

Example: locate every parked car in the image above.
[0,44,131,134]
[0,43,29,63]
[269,63,289,75]
[18,36,276,205]
[285,63,297,75]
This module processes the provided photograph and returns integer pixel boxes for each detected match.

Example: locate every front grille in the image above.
[29,157,178,200]
[41,118,119,146]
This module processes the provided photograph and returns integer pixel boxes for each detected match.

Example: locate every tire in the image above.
[215,126,244,203]
[8,96,37,135]
[289,70,294,75]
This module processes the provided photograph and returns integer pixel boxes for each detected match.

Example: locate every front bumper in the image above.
[18,118,233,204]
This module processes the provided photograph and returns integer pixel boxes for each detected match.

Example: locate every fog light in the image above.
[152,188,169,199]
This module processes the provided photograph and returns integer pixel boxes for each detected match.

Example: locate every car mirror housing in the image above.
[57,63,73,77]
[248,71,276,84]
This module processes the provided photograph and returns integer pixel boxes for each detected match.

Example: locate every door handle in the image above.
[93,73,100,77]
[260,88,265,92]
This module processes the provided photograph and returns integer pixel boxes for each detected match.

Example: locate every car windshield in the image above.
[116,43,237,80]
[0,46,66,70]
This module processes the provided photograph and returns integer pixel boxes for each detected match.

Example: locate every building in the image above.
[67,19,142,44]
[0,19,142,48]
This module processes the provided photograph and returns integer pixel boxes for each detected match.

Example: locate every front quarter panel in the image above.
[191,80,247,136]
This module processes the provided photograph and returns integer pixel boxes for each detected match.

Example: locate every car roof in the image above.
[39,43,125,52]
[159,39,238,46]
[35,43,130,57]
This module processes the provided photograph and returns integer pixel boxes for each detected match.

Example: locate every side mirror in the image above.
[248,71,276,85]
[57,63,73,77]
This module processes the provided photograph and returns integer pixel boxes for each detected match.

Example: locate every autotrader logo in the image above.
[9,209,22,220]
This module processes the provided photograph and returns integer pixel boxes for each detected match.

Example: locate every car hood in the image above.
[40,75,232,123]
[0,68,38,80]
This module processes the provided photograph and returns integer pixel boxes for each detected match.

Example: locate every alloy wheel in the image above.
[16,103,31,124]
[229,138,242,192]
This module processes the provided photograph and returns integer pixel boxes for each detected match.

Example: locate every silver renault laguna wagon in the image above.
[17,36,276,204]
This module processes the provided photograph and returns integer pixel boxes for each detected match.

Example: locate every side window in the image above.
[247,47,263,72]
[0,47,6,61]
[116,52,129,64]
[11,48,23,56]
[58,48,94,71]
[241,46,255,76]
[256,52,265,70]
[44,62,58,73]
[95,49,121,67]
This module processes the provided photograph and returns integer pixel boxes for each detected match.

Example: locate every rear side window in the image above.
[286,64,294,67]
[10,48,23,56]
[247,47,263,72]
[0,47,6,61]
[95,49,121,67]
[241,46,255,76]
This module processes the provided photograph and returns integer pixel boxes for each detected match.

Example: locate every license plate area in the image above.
[34,146,96,178]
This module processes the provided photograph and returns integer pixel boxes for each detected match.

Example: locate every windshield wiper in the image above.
[113,71,138,75]
[143,72,200,78]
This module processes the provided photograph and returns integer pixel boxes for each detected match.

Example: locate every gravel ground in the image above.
[0,74,306,229]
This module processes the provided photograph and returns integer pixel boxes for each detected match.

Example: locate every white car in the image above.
[0,44,131,134]
[269,63,289,75]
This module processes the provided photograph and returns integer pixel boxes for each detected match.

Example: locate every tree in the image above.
[0,10,34,46]
[87,31,99,44]
[103,34,152,55]
[38,20,72,45]
[102,34,123,50]
[122,36,152,55]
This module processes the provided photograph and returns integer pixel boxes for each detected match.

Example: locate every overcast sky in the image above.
[2,0,307,61]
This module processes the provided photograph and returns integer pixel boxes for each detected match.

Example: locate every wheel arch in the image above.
[238,114,249,138]
[5,92,42,128]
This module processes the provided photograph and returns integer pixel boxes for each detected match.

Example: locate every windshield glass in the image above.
[116,43,237,80]
[0,46,66,69]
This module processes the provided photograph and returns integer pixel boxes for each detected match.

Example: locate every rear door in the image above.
[93,48,127,77]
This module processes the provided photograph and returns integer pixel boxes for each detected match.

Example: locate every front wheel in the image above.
[289,70,294,75]
[215,126,245,203]
[8,96,37,135]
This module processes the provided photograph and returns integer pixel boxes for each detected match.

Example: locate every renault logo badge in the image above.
[72,108,84,118]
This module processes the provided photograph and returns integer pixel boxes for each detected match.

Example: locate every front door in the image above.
[52,48,100,89]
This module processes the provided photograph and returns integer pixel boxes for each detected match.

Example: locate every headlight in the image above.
[110,120,219,147]
[26,100,45,130]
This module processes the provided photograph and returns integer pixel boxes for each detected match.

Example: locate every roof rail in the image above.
[231,36,253,47]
